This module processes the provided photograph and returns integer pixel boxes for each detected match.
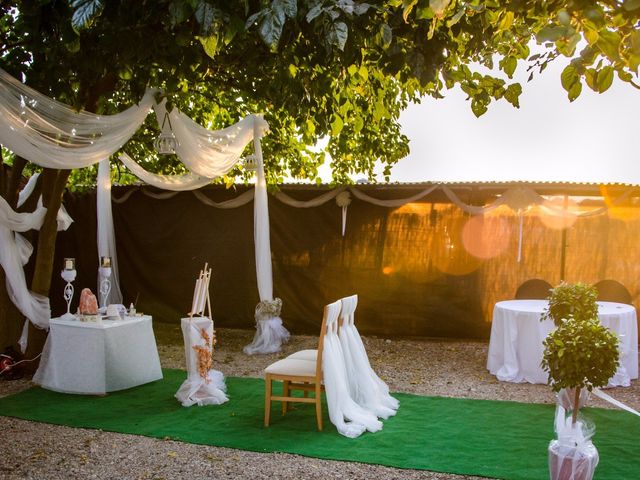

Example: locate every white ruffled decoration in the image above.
[338,295,399,418]
[119,153,212,191]
[322,301,382,438]
[175,317,228,407]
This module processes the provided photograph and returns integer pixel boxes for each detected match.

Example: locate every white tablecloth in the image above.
[33,315,163,395]
[487,300,638,387]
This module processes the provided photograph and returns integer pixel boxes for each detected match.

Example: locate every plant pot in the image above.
[548,440,598,480]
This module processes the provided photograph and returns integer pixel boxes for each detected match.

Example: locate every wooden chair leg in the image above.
[282,380,290,415]
[303,382,309,398]
[264,375,272,427]
[315,383,323,431]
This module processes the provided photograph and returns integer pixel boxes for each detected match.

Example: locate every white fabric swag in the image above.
[0,67,285,354]
[0,68,155,169]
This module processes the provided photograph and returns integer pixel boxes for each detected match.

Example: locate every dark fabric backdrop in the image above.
[47,184,639,339]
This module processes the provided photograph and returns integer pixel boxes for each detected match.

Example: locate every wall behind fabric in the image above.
[48,184,639,340]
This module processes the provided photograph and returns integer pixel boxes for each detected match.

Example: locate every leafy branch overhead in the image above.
[1,0,639,185]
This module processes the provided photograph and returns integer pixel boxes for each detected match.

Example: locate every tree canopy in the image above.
[1,0,639,185]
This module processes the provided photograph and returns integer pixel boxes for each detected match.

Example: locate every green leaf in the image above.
[560,64,578,91]
[277,0,297,18]
[536,25,566,43]
[402,0,418,23]
[623,0,640,11]
[359,65,369,81]
[258,6,287,49]
[198,35,218,59]
[470,98,488,117]
[331,114,344,136]
[596,66,614,93]
[70,0,104,31]
[504,83,522,108]
[329,21,349,51]
[597,30,621,60]
[584,28,599,46]
[498,11,514,31]
[195,2,217,35]
[567,79,582,102]
[429,0,450,18]
[306,4,323,22]
[584,68,597,91]
[500,56,517,78]
[380,23,392,47]
[447,8,465,28]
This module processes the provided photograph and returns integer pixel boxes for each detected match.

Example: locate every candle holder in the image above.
[99,266,112,311]
[60,260,77,321]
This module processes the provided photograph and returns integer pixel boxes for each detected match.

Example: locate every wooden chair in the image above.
[594,279,632,305]
[264,299,341,431]
[515,279,552,300]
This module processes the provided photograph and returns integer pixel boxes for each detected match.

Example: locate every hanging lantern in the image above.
[154,111,178,155]
[243,154,258,172]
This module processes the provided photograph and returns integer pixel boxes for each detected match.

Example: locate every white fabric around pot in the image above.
[175,317,228,407]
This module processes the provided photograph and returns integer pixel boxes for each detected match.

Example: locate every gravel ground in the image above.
[1,324,638,480]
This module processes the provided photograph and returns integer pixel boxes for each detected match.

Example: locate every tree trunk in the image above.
[24,168,70,361]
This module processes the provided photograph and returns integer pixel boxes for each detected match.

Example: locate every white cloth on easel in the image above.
[175,317,228,407]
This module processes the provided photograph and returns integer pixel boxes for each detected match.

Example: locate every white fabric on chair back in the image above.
[338,294,399,419]
[322,299,382,438]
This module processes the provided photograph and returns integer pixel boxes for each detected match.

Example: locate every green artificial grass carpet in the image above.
[1,369,639,480]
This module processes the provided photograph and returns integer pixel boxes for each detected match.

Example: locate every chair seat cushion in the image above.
[265,357,316,376]
[286,349,317,361]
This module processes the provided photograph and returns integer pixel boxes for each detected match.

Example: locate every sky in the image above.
[387,55,640,185]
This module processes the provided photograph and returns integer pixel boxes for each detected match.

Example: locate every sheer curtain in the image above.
[97,159,122,305]
[0,68,155,169]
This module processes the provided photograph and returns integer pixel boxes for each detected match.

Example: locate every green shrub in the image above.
[542,281,598,327]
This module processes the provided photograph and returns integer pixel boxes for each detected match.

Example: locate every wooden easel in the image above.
[188,263,212,320]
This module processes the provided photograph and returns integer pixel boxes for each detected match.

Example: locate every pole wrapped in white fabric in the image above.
[244,116,289,355]
[338,295,399,418]
[97,159,122,305]
[0,68,155,169]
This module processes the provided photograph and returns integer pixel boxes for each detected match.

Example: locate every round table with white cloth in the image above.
[33,315,163,395]
[487,300,638,387]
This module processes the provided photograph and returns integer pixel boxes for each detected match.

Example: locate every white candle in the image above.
[64,258,75,270]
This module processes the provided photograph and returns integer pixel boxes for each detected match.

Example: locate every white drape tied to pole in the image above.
[0,194,73,352]
[243,119,290,355]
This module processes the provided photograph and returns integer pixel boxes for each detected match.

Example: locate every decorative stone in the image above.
[79,288,98,315]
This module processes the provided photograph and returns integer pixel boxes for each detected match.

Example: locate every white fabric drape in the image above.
[0,68,155,169]
[152,101,268,179]
[118,153,212,191]
[97,159,122,305]
[322,300,382,438]
[338,295,399,419]
[243,122,290,354]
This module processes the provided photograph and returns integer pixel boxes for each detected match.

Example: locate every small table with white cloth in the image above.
[487,300,638,387]
[34,315,163,395]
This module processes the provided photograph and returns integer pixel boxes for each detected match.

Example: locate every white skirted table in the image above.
[33,315,163,395]
[487,300,638,387]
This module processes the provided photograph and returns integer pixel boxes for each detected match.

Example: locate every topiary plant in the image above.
[542,281,598,327]
[541,316,619,424]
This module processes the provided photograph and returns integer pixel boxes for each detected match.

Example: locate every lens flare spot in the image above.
[462,215,511,260]
[539,196,578,230]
